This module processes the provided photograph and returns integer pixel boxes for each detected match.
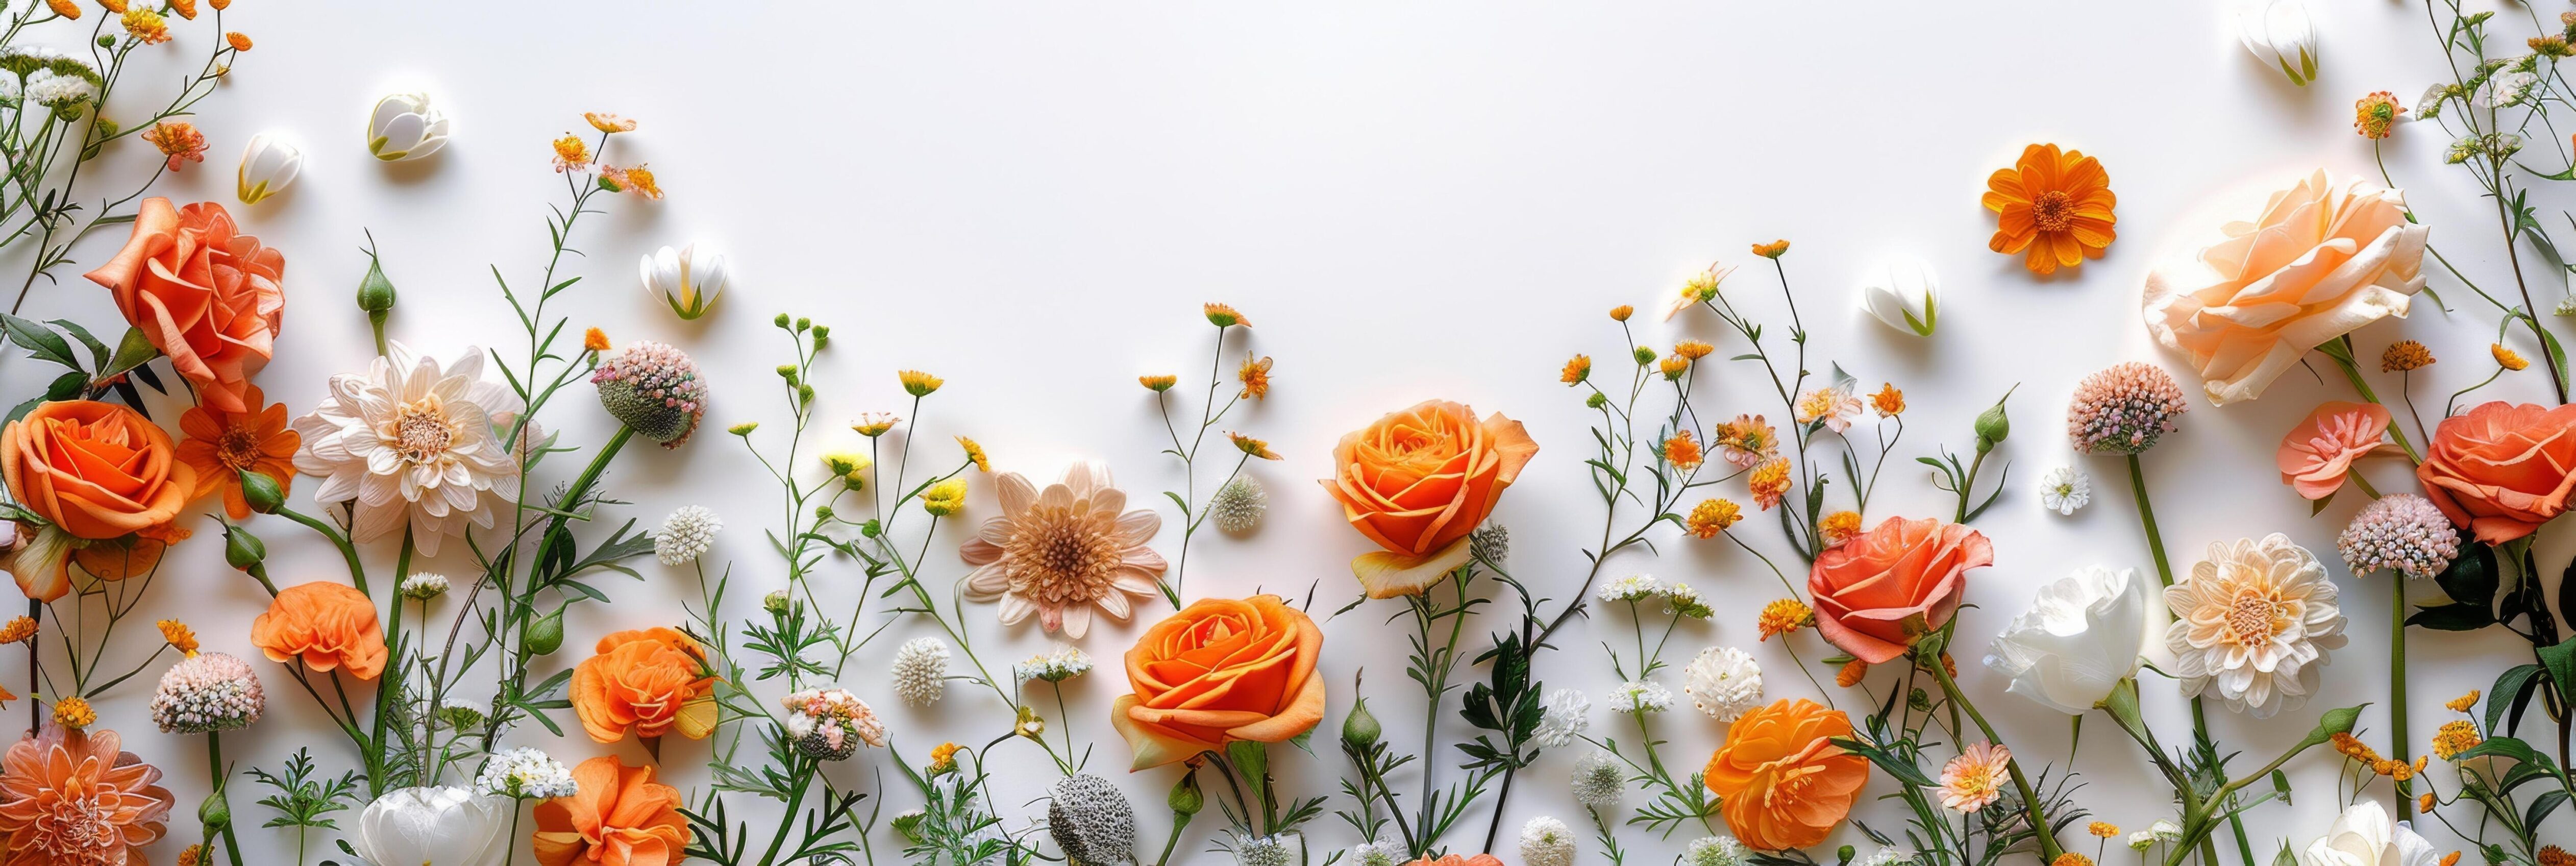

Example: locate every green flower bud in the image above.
[356,247,398,314]
[1341,696,1381,750]
[198,788,230,829]
[1167,769,1204,817]
[1974,386,2016,454]
[237,470,284,514]
[522,606,567,656]
[221,523,265,570]
[773,313,792,329]
[1837,846,1856,865]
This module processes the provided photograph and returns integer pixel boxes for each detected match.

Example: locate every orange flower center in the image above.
[391,400,456,463]
[2031,190,2075,232]
[1005,507,1121,605]
[2222,590,2285,646]
[214,425,263,472]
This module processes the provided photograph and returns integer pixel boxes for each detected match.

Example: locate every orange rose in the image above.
[1807,516,1989,664]
[2276,401,2391,500]
[250,581,388,680]
[1111,595,1325,771]
[83,197,286,415]
[1,401,196,602]
[1320,400,1539,597]
[532,755,690,866]
[1704,698,1869,851]
[2417,401,2576,543]
[571,627,716,744]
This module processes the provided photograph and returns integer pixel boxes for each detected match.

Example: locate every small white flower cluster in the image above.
[1681,646,1763,722]
[1684,836,1749,866]
[1533,688,1590,748]
[1234,834,1293,866]
[1596,573,1662,603]
[656,505,722,566]
[2127,819,2182,851]
[25,69,94,110]
[781,688,886,761]
[1572,750,1625,809]
[1519,815,1576,866]
[893,637,951,707]
[474,747,577,800]
[1606,679,1672,714]
[400,572,450,600]
[1660,580,1713,619]
[1857,848,1917,866]
[1349,836,1404,866]
[1016,646,1094,683]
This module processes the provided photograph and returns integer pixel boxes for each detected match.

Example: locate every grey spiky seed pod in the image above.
[1471,523,1508,565]
[592,340,709,448]
[1211,476,1266,534]
[1047,774,1136,865]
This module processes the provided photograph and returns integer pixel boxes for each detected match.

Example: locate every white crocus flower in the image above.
[1858,257,1940,336]
[1983,565,2167,714]
[351,786,509,866]
[2298,803,2440,866]
[235,132,302,205]
[640,241,730,320]
[2236,0,2319,86]
[367,91,452,161]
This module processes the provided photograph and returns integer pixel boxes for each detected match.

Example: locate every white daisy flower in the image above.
[2039,466,2090,515]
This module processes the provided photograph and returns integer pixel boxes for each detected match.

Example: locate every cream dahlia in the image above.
[960,460,1166,637]
[2164,534,2347,718]
[290,341,524,555]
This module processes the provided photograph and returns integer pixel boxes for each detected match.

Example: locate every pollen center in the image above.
[391,400,457,463]
[2032,190,2076,232]
[1005,508,1119,605]
[2223,590,2285,646]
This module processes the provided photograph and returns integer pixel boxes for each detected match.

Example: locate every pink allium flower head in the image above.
[2067,362,2189,455]
[2338,493,2461,580]
[592,340,709,448]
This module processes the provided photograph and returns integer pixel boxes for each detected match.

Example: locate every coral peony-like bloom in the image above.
[2417,401,2576,543]
[176,384,299,519]
[1111,595,1325,771]
[251,581,389,680]
[1807,517,1991,664]
[2277,401,2391,500]
[1704,698,1869,851]
[571,627,715,744]
[532,756,689,866]
[0,725,171,865]
[84,198,284,415]
[1984,143,2116,276]
[2165,535,2346,718]
[2143,170,2428,405]
[1320,400,1539,598]
[290,340,524,556]
[961,460,1166,638]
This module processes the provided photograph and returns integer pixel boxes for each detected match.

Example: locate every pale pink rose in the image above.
[2143,170,2429,405]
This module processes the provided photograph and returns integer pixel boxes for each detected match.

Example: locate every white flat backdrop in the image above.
[6,0,2571,862]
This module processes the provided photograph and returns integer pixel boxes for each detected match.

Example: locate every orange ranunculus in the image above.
[1984,143,2116,276]
[1704,698,1869,851]
[2,400,196,602]
[1807,516,1990,664]
[1320,400,1539,597]
[532,755,690,866]
[251,581,388,679]
[175,384,297,519]
[571,627,716,744]
[1111,595,1325,771]
[2277,401,2391,500]
[83,197,285,415]
[2417,401,2576,543]
[1404,856,1505,866]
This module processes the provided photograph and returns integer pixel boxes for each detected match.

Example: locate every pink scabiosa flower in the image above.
[2277,401,2391,500]
[2067,362,2189,455]
[592,340,708,448]
[1935,741,2012,812]
[2338,493,2460,580]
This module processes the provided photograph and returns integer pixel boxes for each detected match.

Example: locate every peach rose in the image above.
[2143,170,2428,405]
[2,401,196,601]
[571,627,716,744]
[2417,401,2576,543]
[250,581,388,680]
[532,755,690,866]
[1704,698,1869,851]
[1320,400,1539,597]
[1807,516,1990,664]
[2277,401,2391,500]
[83,197,286,415]
[1111,595,1325,771]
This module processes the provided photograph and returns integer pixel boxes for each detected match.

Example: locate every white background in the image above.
[7,1,2572,863]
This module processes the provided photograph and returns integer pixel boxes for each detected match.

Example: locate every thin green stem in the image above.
[2392,575,2412,822]
[1925,656,2063,862]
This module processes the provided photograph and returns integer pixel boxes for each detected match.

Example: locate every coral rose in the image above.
[2277,401,2391,500]
[532,755,690,866]
[84,197,286,414]
[1704,698,1868,851]
[2143,170,2429,406]
[571,627,716,744]
[1807,516,1990,664]
[2417,401,2576,543]
[2,400,196,601]
[250,581,388,680]
[1320,400,1539,597]
[1111,594,1325,771]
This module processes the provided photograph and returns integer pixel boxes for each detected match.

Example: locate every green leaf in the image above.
[94,327,157,382]
[0,314,80,371]
[2432,543,2499,609]
[2406,603,2495,631]
[2537,636,2576,709]
[2489,664,2545,734]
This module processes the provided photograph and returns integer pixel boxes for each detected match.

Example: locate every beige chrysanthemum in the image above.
[2164,534,2346,718]
[289,341,523,555]
[961,461,1166,638]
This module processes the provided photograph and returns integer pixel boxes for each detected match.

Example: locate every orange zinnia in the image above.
[571,627,716,744]
[250,581,389,680]
[1704,698,1869,851]
[532,755,689,866]
[1983,143,2116,276]
[176,384,299,519]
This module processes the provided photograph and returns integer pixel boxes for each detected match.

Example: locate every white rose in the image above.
[351,786,510,866]
[1982,565,2167,714]
[2298,803,2441,866]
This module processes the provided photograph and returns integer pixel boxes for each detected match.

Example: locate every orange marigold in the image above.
[551,135,590,172]
[224,31,250,51]
[1663,431,1703,473]
[175,384,299,520]
[2433,720,2481,760]
[1608,305,1633,322]
[1756,598,1813,641]
[1561,354,1591,385]
[2382,340,2435,373]
[1238,354,1273,400]
[1675,340,1715,361]
[1984,143,2116,276]
[583,327,610,352]
[2494,343,2530,371]
[2088,822,2119,838]
[2053,855,2095,866]
[51,696,93,728]
[2541,847,2574,866]
[1748,457,1792,510]
[1871,383,1905,416]
[2446,690,2480,713]
[1820,510,1863,546]
[0,616,34,645]
[1687,498,1741,539]
[157,619,197,657]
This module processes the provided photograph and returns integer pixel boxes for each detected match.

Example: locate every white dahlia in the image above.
[2164,534,2347,718]
[291,341,523,556]
[960,460,1166,638]
[1680,646,1763,722]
